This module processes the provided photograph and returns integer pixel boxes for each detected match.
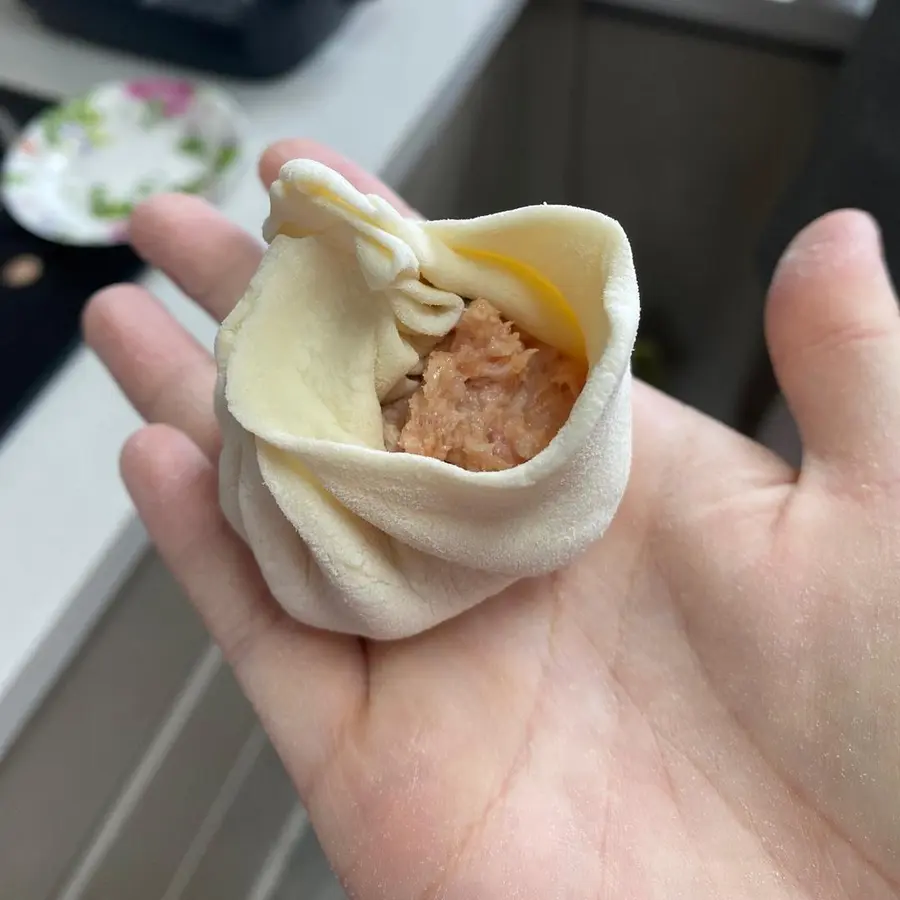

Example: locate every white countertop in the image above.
[0,0,525,759]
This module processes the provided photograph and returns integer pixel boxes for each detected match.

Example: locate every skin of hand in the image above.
[84,139,900,900]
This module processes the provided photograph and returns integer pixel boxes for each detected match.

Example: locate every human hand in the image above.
[85,139,900,899]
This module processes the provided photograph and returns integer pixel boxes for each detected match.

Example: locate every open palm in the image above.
[86,139,900,899]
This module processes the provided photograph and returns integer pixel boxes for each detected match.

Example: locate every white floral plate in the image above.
[1,79,249,246]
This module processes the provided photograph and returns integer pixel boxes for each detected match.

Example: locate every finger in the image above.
[765,209,900,473]
[121,423,365,797]
[259,138,417,216]
[83,284,221,458]
[129,193,263,322]
[624,379,794,539]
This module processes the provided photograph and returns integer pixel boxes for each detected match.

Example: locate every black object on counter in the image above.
[20,0,364,80]
[0,85,145,442]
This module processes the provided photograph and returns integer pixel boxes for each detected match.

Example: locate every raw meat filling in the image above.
[383,298,587,472]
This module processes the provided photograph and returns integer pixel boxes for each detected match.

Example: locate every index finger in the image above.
[259,139,418,217]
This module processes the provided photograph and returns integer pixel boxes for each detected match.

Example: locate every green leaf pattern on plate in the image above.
[180,178,209,196]
[89,185,136,221]
[42,97,108,149]
[214,143,239,174]
[171,138,240,198]
[178,134,208,157]
[2,171,26,188]
[85,134,239,223]
[88,178,159,221]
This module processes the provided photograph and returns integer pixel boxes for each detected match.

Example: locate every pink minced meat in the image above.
[382,298,587,472]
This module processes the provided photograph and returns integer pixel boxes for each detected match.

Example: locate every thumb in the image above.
[765,210,900,479]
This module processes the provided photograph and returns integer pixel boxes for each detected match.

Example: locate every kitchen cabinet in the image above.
[0,549,331,900]
[0,553,305,900]
[399,0,582,217]
[0,555,208,900]
[574,6,838,425]
[398,5,531,220]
